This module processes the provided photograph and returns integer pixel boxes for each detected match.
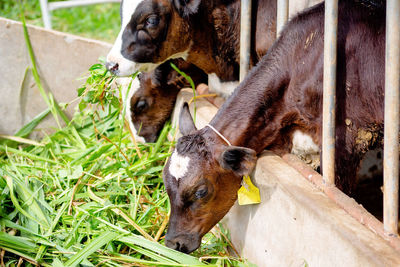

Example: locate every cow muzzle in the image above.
[165,232,201,254]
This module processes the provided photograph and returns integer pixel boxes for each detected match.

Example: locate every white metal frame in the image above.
[39,0,121,29]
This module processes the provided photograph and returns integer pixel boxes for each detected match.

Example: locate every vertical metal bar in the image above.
[39,0,52,29]
[322,0,338,185]
[276,0,289,38]
[383,0,400,236]
[240,0,252,82]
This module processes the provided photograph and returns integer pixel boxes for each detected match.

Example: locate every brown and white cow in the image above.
[108,0,322,141]
[162,0,386,253]
[107,0,278,141]
[128,59,207,142]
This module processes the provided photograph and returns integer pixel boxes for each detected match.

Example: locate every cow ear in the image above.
[219,146,257,176]
[179,102,197,135]
[152,61,170,87]
[173,0,202,17]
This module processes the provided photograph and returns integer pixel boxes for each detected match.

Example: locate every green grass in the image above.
[0,0,120,42]
[0,10,254,265]
[0,62,252,266]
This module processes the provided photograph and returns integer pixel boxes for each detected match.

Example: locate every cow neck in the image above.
[208,47,290,154]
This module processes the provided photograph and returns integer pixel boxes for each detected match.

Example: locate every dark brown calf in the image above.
[130,59,207,142]
[163,0,386,253]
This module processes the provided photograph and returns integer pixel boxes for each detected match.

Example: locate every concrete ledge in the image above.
[0,17,111,137]
[173,89,400,266]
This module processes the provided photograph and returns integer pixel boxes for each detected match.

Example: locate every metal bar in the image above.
[240,0,252,82]
[39,0,52,29]
[48,0,120,11]
[276,0,289,38]
[322,0,338,185]
[383,0,400,236]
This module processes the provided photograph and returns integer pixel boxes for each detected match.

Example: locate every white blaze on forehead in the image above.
[169,150,191,180]
[117,76,146,143]
[107,0,142,76]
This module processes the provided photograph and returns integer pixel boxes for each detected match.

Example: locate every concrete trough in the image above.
[1,18,400,266]
[0,17,111,137]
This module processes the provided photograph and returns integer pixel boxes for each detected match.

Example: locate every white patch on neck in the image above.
[169,150,190,180]
[208,73,239,98]
[291,130,319,155]
[107,0,142,76]
[117,76,146,143]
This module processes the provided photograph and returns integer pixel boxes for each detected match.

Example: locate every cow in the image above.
[107,0,322,141]
[128,59,207,142]
[162,0,386,253]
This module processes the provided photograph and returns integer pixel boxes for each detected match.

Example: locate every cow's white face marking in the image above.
[291,130,319,155]
[208,73,239,98]
[169,150,190,180]
[117,77,146,143]
[107,0,142,76]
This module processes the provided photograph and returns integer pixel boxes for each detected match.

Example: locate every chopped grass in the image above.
[0,21,252,265]
[0,2,254,266]
[0,62,253,266]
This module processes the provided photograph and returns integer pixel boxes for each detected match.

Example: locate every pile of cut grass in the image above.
[0,58,252,267]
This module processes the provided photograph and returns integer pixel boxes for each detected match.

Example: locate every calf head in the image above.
[106,0,203,76]
[163,104,257,253]
[128,60,207,142]
[129,61,181,142]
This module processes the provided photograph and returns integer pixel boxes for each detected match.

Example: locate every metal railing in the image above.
[383,0,400,237]
[39,0,121,29]
[240,0,252,82]
[239,0,400,238]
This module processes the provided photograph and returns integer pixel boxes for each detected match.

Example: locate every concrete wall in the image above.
[0,17,111,138]
[173,89,400,267]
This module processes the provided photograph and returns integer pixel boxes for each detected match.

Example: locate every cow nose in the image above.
[106,61,119,74]
[165,239,189,253]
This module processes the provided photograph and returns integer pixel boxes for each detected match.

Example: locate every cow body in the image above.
[163,0,387,253]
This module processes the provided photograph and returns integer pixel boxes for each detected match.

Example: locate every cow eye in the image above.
[195,188,208,199]
[145,16,159,26]
[135,99,148,113]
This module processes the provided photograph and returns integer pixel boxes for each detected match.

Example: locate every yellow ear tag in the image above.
[238,175,261,205]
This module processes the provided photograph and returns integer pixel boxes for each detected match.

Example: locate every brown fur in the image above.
[125,0,278,141]
[131,59,207,142]
[163,0,387,253]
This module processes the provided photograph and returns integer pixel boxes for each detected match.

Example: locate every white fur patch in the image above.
[117,77,146,143]
[107,0,142,76]
[291,130,319,155]
[169,150,190,180]
[208,73,239,98]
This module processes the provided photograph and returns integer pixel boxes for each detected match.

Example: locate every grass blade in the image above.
[119,236,206,266]
[15,108,51,137]
[64,231,120,266]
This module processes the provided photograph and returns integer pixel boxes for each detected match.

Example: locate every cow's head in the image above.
[162,104,257,253]
[126,59,207,142]
[106,0,202,76]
